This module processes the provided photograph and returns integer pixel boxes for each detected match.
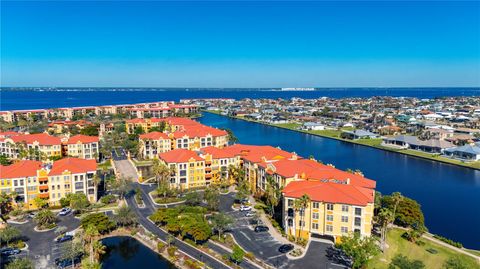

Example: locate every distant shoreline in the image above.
[204,110,480,171]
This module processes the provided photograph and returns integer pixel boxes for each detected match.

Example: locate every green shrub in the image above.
[433,235,463,248]
[157,242,166,252]
[167,246,177,257]
[100,194,117,204]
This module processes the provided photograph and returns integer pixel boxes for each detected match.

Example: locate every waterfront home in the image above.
[444,143,480,161]
[383,135,455,153]
[197,146,241,185]
[158,149,206,189]
[0,158,97,209]
[340,129,379,140]
[301,122,325,131]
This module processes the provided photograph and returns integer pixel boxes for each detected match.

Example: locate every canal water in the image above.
[199,112,480,249]
[100,236,176,269]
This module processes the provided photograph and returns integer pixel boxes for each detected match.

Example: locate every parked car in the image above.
[254,226,269,232]
[56,235,73,243]
[0,248,21,256]
[278,244,294,253]
[55,256,82,268]
[28,211,37,218]
[240,198,249,204]
[239,205,252,211]
[58,207,72,216]
[245,211,256,217]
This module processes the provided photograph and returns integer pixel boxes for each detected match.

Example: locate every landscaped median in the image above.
[205,111,480,170]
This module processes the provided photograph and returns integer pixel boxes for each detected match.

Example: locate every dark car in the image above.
[56,257,82,268]
[278,244,294,253]
[56,235,73,243]
[254,225,269,232]
[1,248,21,256]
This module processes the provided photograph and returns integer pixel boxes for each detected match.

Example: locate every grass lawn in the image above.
[466,249,480,257]
[97,161,112,170]
[272,122,302,129]
[367,229,479,269]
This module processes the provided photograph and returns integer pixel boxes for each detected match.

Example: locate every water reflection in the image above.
[101,236,176,269]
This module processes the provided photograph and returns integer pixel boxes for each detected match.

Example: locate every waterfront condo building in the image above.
[139,132,172,159]
[65,135,100,160]
[282,180,375,243]
[158,149,206,189]
[0,158,97,209]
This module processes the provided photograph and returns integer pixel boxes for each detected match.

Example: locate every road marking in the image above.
[266,253,285,260]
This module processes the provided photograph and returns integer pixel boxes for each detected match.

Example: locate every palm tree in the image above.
[84,225,100,263]
[92,240,106,262]
[391,192,403,222]
[265,175,281,217]
[152,159,171,189]
[294,194,311,239]
[377,208,394,251]
[114,206,137,227]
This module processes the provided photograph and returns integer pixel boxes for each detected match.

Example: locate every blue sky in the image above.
[1,1,479,87]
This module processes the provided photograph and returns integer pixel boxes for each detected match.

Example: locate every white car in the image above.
[240,205,252,211]
[245,211,256,217]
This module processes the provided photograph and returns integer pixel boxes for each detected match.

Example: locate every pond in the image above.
[100,236,176,269]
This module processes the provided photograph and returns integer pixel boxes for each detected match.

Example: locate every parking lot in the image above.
[226,209,290,267]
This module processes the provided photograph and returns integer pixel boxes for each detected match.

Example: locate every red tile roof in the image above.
[11,133,62,145]
[67,135,99,144]
[282,180,375,206]
[48,158,97,175]
[222,144,296,163]
[200,146,236,159]
[260,159,376,189]
[139,131,170,140]
[159,149,203,163]
[0,160,43,179]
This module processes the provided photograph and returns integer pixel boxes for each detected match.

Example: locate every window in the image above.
[299,220,305,227]
[355,208,362,216]
[299,209,305,217]
[313,202,319,209]
[326,225,333,232]
[342,205,349,212]
[312,213,319,219]
[341,227,348,234]
[326,214,333,221]
[341,216,349,223]
[355,217,361,227]
[312,223,319,230]
[327,204,334,210]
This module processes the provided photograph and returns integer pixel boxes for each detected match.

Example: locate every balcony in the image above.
[38,193,49,199]
[38,177,48,183]
[39,185,49,191]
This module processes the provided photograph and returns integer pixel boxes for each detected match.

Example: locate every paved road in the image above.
[114,159,138,180]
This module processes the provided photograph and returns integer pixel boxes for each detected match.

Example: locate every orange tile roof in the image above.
[139,131,169,140]
[126,118,164,124]
[0,160,43,179]
[282,180,374,206]
[159,149,203,163]
[11,133,62,145]
[49,158,97,175]
[259,158,375,189]
[200,146,236,159]
[67,135,99,144]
